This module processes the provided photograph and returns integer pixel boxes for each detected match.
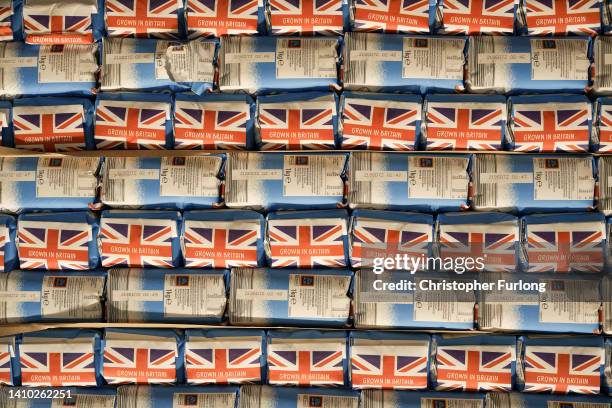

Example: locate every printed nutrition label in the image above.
[283,155,344,197]
[407,157,468,199]
[533,157,593,201]
[530,39,589,81]
[40,275,103,319]
[276,38,337,79]
[413,278,474,323]
[287,274,349,319]
[419,399,483,408]
[36,157,98,198]
[297,395,358,408]
[173,393,236,408]
[38,44,97,83]
[402,37,464,80]
[163,274,226,317]
[539,279,600,324]
[165,41,215,83]
[159,157,220,197]
[51,395,116,408]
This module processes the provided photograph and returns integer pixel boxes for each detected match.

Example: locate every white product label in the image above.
[480,172,533,184]
[0,56,38,68]
[533,157,593,201]
[354,170,407,182]
[419,399,483,408]
[287,274,349,319]
[231,169,283,180]
[407,157,468,199]
[40,275,103,319]
[159,157,219,197]
[0,291,40,301]
[163,274,226,317]
[112,290,164,302]
[105,53,154,64]
[478,53,530,64]
[402,37,464,80]
[539,280,600,324]
[531,39,589,81]
[413,278,474,323]
[350,50,402,61]
[283,155,344,197]
[0,170,36,181]
[107,168,160,180]
[51,394,116,408]
[297,395,358,408]
[172,393,236,408]
[235,288,288,301]
[38,44,96,83]
[604,53,612,65]
[276,38,337,79]
[165,41,215,83]
[225,52,275,64]
[36,157,98,198]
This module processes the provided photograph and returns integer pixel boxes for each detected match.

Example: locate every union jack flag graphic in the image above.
[511,104,591,152]
[13,105,86,152]
[105,0,181,38]
[439,224,518,272]
[103,341,177,384]
[0,1,14,41]
[440,0,515,35]
[351,343,428,389]
[267,218,347,268]
[525,223,604,273]
[267,341,345,386]
[17,221,91,271]
[352,0,431,33]
[100,218,177,268]
[0,347,10,385]
[426,102,505,150]
[95,100,169,150]
[183,220,261,268]
[23,4,94,44]
[258,100,336,150]
[523,0,601,35]
[174,100,249,150]
[186,0,260,38]
[350,219,431,269]
[523,346,602,394]
[0,226,7,272]
[435,345,514,392]
[597,105,612,152]
[268,0,344,35]
[342,98,420,150]
[185,338,263,384]
[19,343,97,387]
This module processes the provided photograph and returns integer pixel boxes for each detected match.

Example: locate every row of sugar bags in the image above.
[0,329,609,394]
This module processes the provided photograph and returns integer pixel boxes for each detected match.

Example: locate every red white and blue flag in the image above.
[352,0,431,33]
[0,344,10,385]
[185,338,263,384]
[267,218,347,268]
[17,221,91,271]
[13,105,86,152]
[183,220,261,268]
[523,0,601,35]
[100,218,177,268]
[103,340,177,384]
[23,1,95,44]
[426,102,505,150]
[258,100,336,150]
[105,0,181,38]
[174,100,249,150]
[597,105,612,152]
[95,100,169,150]
[435,345,514,392]
[186,0,260,38]
[0,1,14,41]
[511,104,591,152]
[268,0,344,35]
[342,98,420,150]
[267,341,345,386]
[440,0,515,34]
[523,346,602,394]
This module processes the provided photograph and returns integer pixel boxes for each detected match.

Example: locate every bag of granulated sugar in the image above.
[228,268,352,327]
[184,0,265,38]
[106,268,227,323]
[0,156,101,213]
[104,0,183,39]
[471,154,596,213]
[0,214,17,272]
[219,36,340,94]
[100,156,223,210]
[116,385,239,408]
[589,36,612,95]
[225,152,348,211]
[359,390,487,408]
[435,0,515,35]
[348,152,470,212]
[266,0,348,35]
[349,0,435,34]
[477,272,602,333]
[343,33,465,94]
[0,42,98,97]
[517,0,601,36]
[486,393,612,408]
[466,36,591,94]
[238,385,360,408]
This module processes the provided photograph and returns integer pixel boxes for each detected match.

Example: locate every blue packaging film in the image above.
[265,209,350,268]
[225,151,348,210]
[0,270,105,324]
[477,272,602,333]
[0,0,21,42]
[0,42,98,97]
[0,156,101,213]
[0,213,17,272]
[466,36,591,94]
[343,33,465,94]
[237,385,360,408]
[0,100,12,148]
[359,390,487,408]
[255,92,339,150]
[228,268,352,327]
[98,210,183,268]
[219,36,340,94]
[100,155,223,210]
[471,154,596,213]
[116,384,240,408]
[106,268,227,323]
[182,209,265,269]
[594,97,612,153]
[17,211,100,271]
[348,152,470,212]
[0,336,14,385]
